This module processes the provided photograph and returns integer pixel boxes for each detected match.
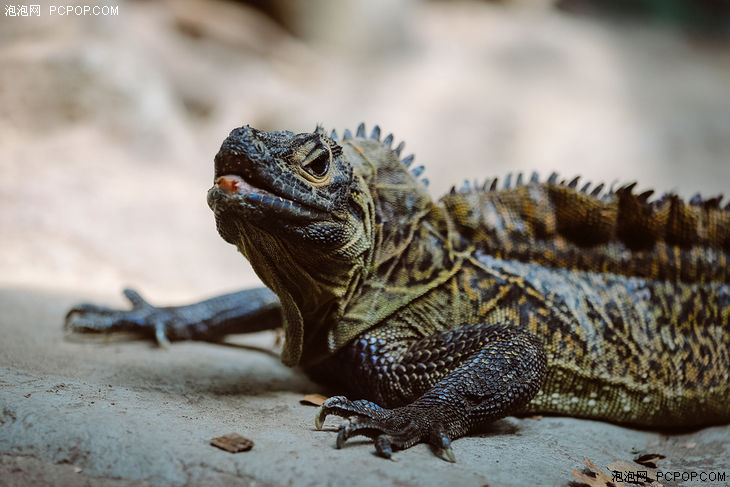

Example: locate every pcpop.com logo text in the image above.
[4,4,120,16]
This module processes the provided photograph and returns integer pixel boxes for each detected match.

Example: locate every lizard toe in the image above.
[153,320,172,348]
[334,416,384,447]
[374,434,393,459]
[430,423,456,462]
[64,289,192,344]
[122,288,153,310]
[321,400,454,460]
[316,396,386,430]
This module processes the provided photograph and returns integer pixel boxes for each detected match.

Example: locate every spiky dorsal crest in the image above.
[332,122,429,188]
[441,171,729,283]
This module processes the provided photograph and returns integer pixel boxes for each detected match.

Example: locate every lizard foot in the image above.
[315,396,459,462]
[65,288,187,347]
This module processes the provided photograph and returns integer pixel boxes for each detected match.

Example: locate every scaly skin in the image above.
[66,123,730,461]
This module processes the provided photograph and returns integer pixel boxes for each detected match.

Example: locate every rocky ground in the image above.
[1,0,729,485]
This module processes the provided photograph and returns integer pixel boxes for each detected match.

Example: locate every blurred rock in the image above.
[242,0,416,55]
[2,0,730,298]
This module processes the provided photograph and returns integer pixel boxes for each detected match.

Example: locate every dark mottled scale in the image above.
[331,324,545,417]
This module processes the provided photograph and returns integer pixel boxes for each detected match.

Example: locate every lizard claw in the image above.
[314,406,327,430]
[335,419,351,449]
[374,434,394,460]
[315,395,460,461]
[439,444,456,463]
[153,320,171,349]
[315,395,351,430]
[431,423,456,463]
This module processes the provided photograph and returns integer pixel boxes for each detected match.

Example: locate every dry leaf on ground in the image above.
[571,458,623,487]
[300,393,328,406]
[210,433,254,453]
[633,453,665,469]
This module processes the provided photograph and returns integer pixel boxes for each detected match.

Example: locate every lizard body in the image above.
[66,123,730,460]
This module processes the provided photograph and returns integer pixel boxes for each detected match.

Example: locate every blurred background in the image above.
[2,0,729,304]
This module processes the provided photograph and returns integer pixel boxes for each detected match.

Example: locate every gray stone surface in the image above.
[1,288,729,486]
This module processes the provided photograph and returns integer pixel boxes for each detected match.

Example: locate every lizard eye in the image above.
[302,150,330,179]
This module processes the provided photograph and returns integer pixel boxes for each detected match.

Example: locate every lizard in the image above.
[65,123,730,462]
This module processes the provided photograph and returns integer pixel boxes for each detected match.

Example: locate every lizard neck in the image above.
[330,202,468,355]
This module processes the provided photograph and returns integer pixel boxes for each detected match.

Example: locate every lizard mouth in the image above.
[215,174,274,197]
[208,174,328,222]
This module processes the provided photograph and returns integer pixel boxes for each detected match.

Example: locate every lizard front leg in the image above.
[315,323,546,461]
[65,287,281,346]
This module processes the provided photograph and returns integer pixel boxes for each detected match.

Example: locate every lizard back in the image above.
[435,177,730,425]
